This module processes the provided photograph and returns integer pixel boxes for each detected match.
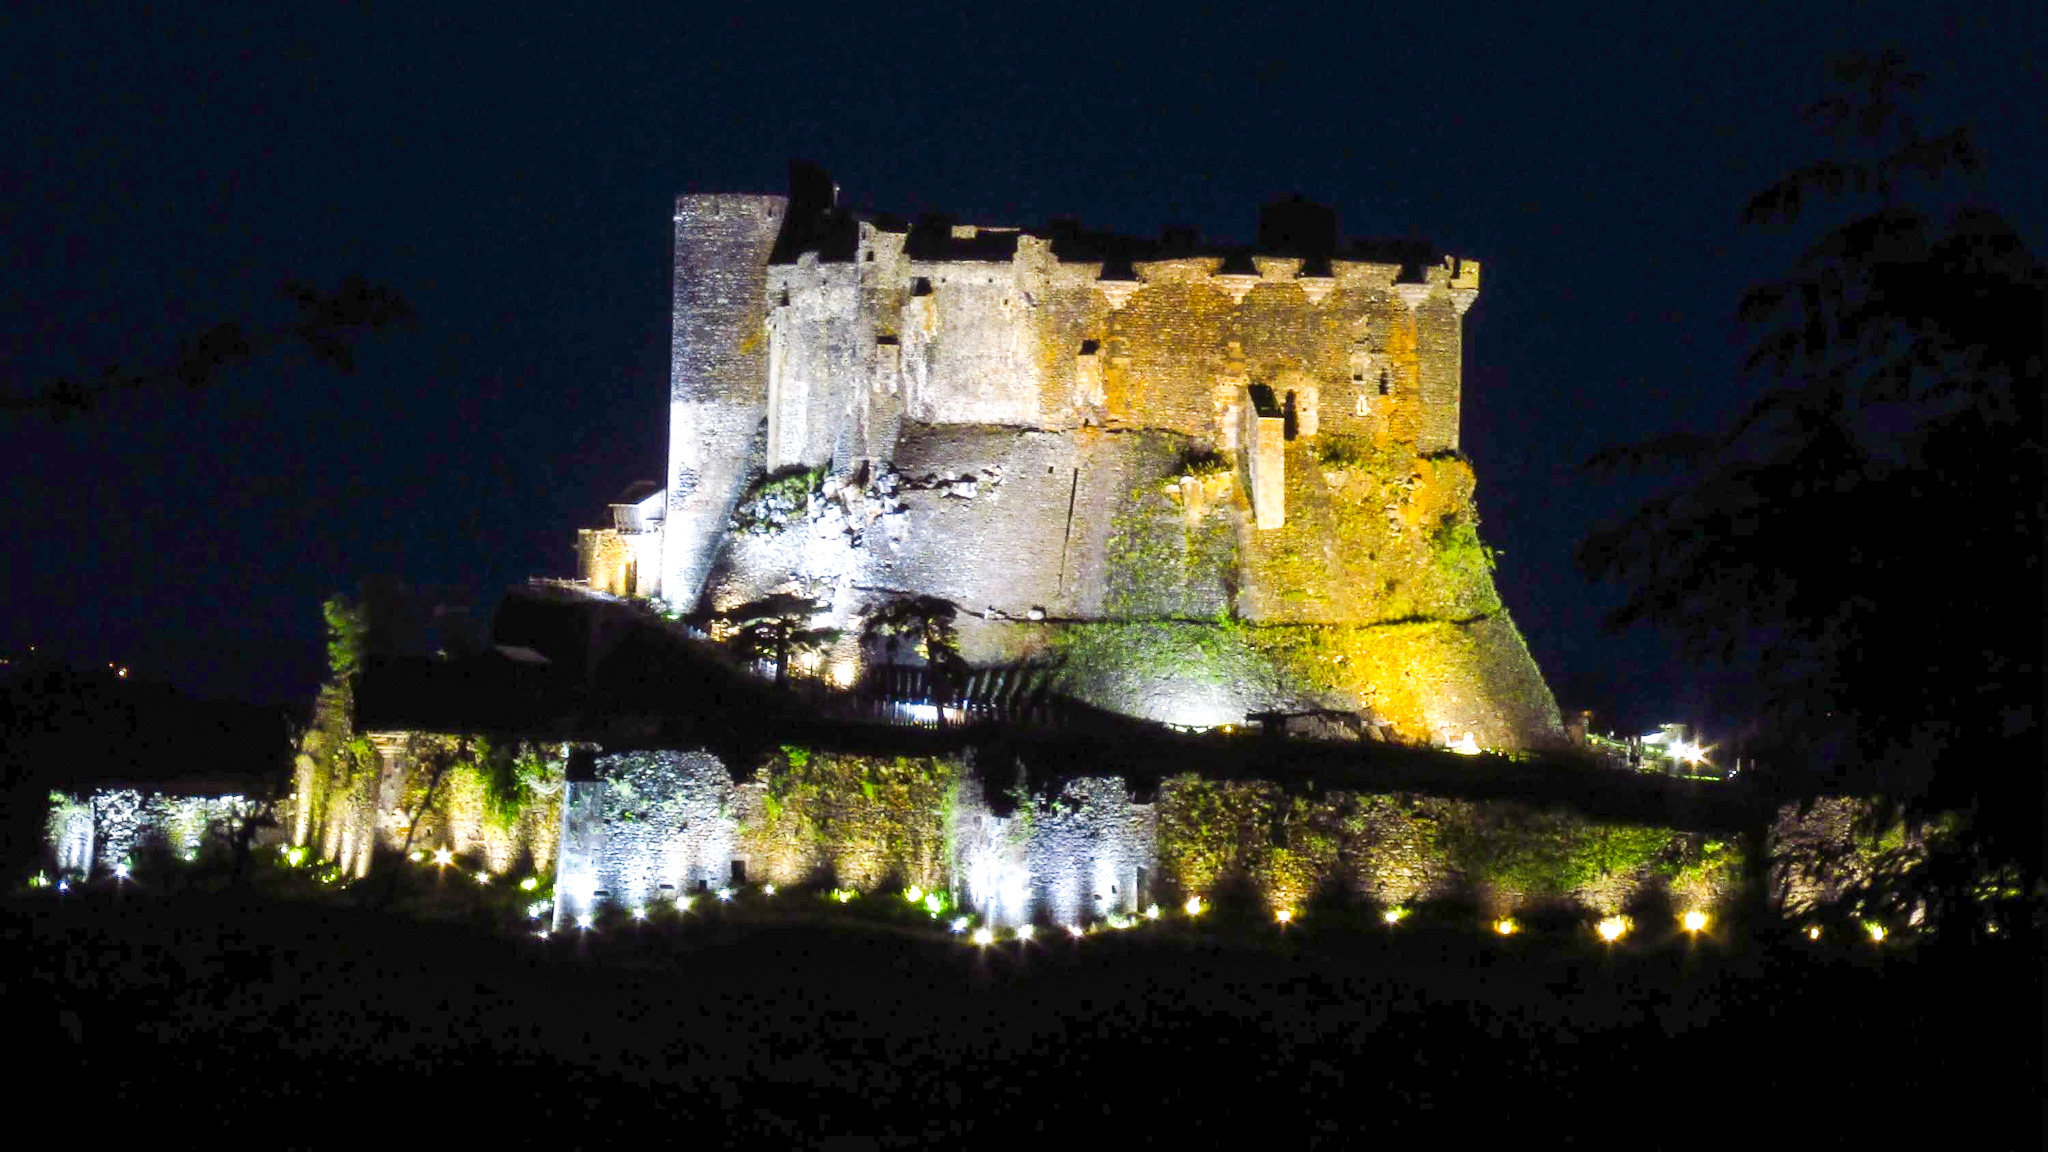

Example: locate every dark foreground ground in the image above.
[3,881,2039,1148]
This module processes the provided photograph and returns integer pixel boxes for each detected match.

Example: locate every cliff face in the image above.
[628,187,1562,750]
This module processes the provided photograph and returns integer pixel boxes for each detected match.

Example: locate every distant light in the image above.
[1143,904,1161,921]
[1596,916,1628,942]
[1450,733,1482,755]
[519,876,540,891]
[832,888,856,903]
[432,848,455,867]
[408,850,425,863]
[58,879,70,892]
[631,907,648,921]
[1275,908,1293,924]
[1680,910,1708,933]
[762,884,776,896]
[1184,896,1205,917]
[1494,918,1519,936]
[949,916,970,934]
[1865,921,1886,943]
[971,927,994,946]
[1015,924,1035,941]
[526,901,550,920]
[474,870,491,885]
[1806,926,1822,941]
[1066,924,1085,939]
[114,862,130,881]
[1382,907,1409,926]
[576,914,593,931]
[716,887,734,902]
[535,929,550,940]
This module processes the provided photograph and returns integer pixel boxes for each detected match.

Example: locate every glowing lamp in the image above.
[948,916,970,934]
[971,927,994,946]
[432,848,454,867]
[1450,733,1482,756]
[1865,922,1886,943]
[474,870,491,885]
[1494,918,1519,936]
[1016,924,1035,941]
[1806,926,1822,941]
[1382,907,1409,926]
[1680,910,1708,933]
[716,886,734,902]
[1184,896,1205,917]
[1275,909,1293,925]
[576,914,593,931]
[762,884,777,896]
[408,850,425,863]
[1596,916,1628,943]
[114,862,130,880]
[905,886,924,904]
[924,892,945,916]
[1143,904,1161,921]
[519,876,540,892]
[1066,924,1085,939]
[631,907,648,921]
[676,895,695,913]
[535,929,550,940]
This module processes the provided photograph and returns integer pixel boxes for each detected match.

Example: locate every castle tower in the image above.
[661,192,789,606]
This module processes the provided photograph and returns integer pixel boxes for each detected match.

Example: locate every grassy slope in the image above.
[4,885,2036,1146]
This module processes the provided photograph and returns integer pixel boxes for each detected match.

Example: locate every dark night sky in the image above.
[6,2,2042,731]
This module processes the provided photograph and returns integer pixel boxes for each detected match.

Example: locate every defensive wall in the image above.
[46,735,1904,937]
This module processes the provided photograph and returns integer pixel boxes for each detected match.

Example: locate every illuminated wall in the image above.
[653,184,1563,750]
[46,789,259,877]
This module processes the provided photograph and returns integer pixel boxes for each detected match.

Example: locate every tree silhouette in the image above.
[716,594,839,688]
[4,277,412,419]
[1578,52,2042,925]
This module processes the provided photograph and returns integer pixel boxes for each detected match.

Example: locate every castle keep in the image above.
[579,167,1561,751]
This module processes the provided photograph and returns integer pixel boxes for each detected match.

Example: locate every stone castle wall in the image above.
[607,182,1555,749]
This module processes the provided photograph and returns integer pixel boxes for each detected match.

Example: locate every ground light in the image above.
[948,917,970,934]
[971,927,994,946]
[1681,910,1708,933]
[577,914,593,931]
[1596,916,1628,943]
[432,848,454,867]
[1066,924,1085,939]
[1494,918,1519,936]
[1382,907,1409,926]
[676,895,695,913]
[1865,921,1886,943]
[1806,926,1822,941]
[1184,896,1205,916]
[715,887,733,902]
[519,876,539,892]
[762,884,776,895]
[904,886,923,904]
[1015,924,1034,941]
[474,870,491,885]
[1143,904,1161,920]
[631,907,648,921]
[407,850,424,863]
[1275,908,1293,925]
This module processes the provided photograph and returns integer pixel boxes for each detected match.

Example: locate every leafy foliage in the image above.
[1576,53,2042,902]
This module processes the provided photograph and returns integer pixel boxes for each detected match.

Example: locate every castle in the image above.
[577,165,1560,750]
[42,172,1891,937]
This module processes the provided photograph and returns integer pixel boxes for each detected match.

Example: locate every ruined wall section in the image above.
[664,193,788,605]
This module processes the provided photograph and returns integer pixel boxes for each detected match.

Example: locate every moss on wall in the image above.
[735,747,964,891]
